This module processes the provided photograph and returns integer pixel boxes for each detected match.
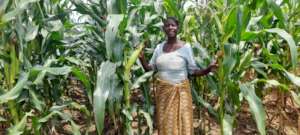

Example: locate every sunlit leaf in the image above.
[222,114,233,135]
[0,116,6,122]
[240,83,266,135]
[284,70,300,87]
[139,110,153,134]
[290,91,300,108]
[72,67,92,104]
[0,73,29,103]
[8,111,33,135]
[265,28,298,68]
[131,71,153,89]
[93,61,118,135]
[105,14,124,61]
[25,24,39,41]
[266,0,286,28]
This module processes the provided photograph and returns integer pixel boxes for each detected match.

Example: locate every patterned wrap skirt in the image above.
[154,78,194,135]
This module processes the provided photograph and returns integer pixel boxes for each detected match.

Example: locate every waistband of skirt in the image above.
[155,77,189,86]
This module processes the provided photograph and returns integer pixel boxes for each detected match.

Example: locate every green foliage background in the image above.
[0,0,299,134]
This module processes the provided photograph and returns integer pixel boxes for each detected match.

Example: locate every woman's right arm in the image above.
[139,50,153,71]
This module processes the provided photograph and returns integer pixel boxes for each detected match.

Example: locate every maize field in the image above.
[0,0,300,134]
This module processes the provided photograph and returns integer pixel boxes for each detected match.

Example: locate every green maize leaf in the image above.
[241,31,260,41]
[124,43,145,109]
[105,14,124,61]
[206,7,223,34]
[69,120,81,135]
[265,28,298,69]
[0,52,10,63]
[38,111,57,123]
[1,9,22,23]
[8,111,33,135]
[48,101,90,116]
[191,85,218,118]
[236,5,242,43]
[93,61,118,135]
[240,83,266,135]
[122,109,133,121]
[107,0,127,14]
[71,0,106,26]
[125,44,145,77]
[252,79,289,91]
[0,0,9,15]
[246,16,263,31]
[0,72,29,103]
[290,91,300,108]
[139,110,153,135]
[71,67,92,104]
[70,102,91,117]
[32,70,46,85]
[38,110,80,135]
[1,0,40,23]
[33,66,72,85]
[29,89,45,111]
[49,104,69,112]
[131,71,154,89]
[25,24,39,42]
[31,116,40,135]
[259,12,274,28]
[222,114,233,135]
[283,70,300,87]
[266,0,286,28]
[238,50,253,70]
[0,116,6,122]
[224,7,237,38]
[269,63,285,71]
[47,20,63,32]
[18,0,40,9]
[240,6,251,33]
[223,44,237,78]
[251,61,267,78]
[65,57,90,67]
[163,0,181,21]
[71,0,90,14]
[130,0,141,5]
[40,109,73,123]
[4,44,20,86]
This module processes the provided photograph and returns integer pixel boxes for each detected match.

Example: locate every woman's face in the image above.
[163,19,178,38]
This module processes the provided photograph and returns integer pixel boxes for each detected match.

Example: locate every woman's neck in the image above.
[166,37,177,45]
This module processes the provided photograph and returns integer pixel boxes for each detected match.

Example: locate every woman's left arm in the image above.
[186,44,218,77]
[192,62,218,76]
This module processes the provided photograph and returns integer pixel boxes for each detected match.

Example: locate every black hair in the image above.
[163,16,179,26]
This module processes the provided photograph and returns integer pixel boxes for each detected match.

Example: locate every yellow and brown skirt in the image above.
[154,78,193,135]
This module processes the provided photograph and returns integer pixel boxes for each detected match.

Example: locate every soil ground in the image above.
[0,80,299,135]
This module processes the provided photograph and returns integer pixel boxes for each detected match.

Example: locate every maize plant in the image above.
[0,0,300,135]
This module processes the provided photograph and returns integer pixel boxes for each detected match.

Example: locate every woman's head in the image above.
[163,17,179,38]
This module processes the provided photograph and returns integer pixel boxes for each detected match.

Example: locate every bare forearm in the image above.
[139,57,152,71]
[192,67,212,76]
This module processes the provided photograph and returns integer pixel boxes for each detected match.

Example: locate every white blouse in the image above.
[149,42,199,84]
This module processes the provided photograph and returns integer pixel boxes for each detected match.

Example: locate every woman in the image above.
[139,17,217,135]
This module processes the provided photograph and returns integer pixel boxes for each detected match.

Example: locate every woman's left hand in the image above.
[208,60,218,72]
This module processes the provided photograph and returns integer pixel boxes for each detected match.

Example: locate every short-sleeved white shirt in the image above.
[149,42,199,84]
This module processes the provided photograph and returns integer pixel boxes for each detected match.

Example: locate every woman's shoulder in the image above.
[155,41,167,50]
[181,42,192,50]
[184,42,192,47]
[152,42,165,53]
[158,41,167,47]
[177,42,193,56]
